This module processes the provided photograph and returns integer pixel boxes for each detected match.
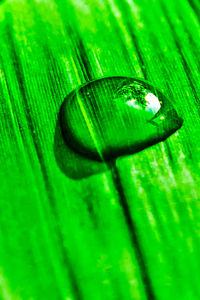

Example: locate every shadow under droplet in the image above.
[54,116,110,180]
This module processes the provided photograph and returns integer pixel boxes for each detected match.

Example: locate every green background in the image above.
[0,0,200,299]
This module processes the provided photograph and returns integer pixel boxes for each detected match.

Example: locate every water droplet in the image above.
[60,76,183,161]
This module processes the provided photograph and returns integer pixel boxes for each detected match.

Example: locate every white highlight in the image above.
[126,93,160,114]
[145,93,161,114]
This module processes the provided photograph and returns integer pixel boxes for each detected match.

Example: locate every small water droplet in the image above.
[60,76,183,161]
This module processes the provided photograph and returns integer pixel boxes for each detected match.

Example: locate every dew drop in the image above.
[60,76,183,161]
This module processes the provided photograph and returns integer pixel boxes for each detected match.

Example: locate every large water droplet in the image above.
[60,76,183,161]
